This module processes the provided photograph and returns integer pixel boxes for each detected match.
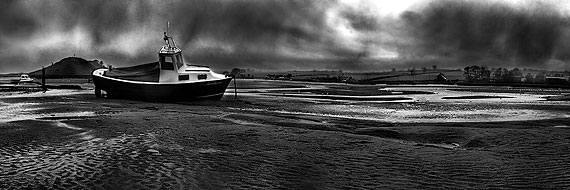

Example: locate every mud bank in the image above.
[1,80,570,189]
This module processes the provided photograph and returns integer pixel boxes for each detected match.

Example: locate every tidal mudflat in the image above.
[1,79,570,189]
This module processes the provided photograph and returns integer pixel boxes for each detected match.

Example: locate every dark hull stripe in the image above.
[92,75,232,102]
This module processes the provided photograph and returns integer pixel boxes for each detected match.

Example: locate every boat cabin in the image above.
[158,32,186,83]
[157,32,217,83]
[20,74,33,82]
[158,48,184,82]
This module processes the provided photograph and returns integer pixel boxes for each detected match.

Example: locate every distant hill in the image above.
[28,57,106,78]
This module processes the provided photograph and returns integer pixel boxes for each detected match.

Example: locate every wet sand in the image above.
[1,79,570,189]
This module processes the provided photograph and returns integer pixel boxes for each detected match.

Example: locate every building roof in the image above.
[159,45,182,54]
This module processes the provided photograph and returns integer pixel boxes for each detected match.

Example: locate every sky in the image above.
[1,0,570,73]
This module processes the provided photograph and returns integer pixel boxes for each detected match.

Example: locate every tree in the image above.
[409,67,416,75]
[493,67,508,82]
[525,73,535,83]
[464,65,481,82]
[464,65,490,82]
[535,72,546,83]
[409,68,416,82]
[480,65,491,82]
[505,68,523,82]
[464,66,472,81]
[230,68,242,78]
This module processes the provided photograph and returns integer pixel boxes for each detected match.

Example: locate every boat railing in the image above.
[186,64,210,68]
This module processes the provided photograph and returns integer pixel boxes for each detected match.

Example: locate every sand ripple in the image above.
[0,133,193,189]
[2,83,570,189]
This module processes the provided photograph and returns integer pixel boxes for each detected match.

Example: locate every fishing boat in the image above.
[92,30,233,102]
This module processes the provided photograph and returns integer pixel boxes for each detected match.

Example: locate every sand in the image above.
[1,80,570,189]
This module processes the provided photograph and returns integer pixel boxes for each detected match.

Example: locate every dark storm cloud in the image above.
[61,0,152,45]
[342,9,379,31]
[170,0,326,45]
[2,0,569,73]
[163,0,339,69]
[0,0,141,43]
[0,0,37,37]
[0,0,161,72]
[163,0,390,71]
[402,0,570,68]
[1,0,385,72]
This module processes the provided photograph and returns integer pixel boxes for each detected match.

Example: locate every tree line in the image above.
[463,65,556,83]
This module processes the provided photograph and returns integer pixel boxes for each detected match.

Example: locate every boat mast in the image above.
[163,21,177,49]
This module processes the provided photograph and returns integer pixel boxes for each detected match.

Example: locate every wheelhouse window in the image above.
[175,54,184,69]
[160,55,175,70]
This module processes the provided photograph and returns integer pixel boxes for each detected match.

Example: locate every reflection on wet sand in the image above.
[1,79,570,189]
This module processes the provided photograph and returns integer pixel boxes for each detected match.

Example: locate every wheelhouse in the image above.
[158,32,186,82]
[159,49,184,72]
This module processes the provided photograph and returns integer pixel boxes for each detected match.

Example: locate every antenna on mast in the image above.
[163,21,177,48]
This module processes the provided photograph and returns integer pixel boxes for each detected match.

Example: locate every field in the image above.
[1,79,570,189]
[241,69,465,83]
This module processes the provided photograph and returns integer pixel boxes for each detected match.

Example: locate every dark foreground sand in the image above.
[1,80,570,189]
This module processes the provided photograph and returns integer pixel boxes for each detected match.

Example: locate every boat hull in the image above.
[92,74,232,102]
